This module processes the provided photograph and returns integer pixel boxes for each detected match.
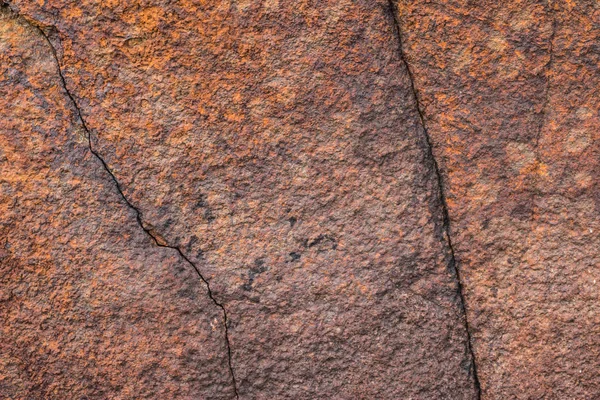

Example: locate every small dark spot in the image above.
[307,234,325,248]
[314,59,325,70]
[289,252,301,262]
[186,235,199,254]
[242,283,253,291]
[162,217,174,229]
[192,194,216,222]
[204,209,215,223]
[243,258,268,291]
[304,234,337,251]
[176,288,195,299]
[174,265,186,274]
[276,141,289,157]
[511,201,533,220]
[252,258,267,273]
[193,195,208,210]
[460,358,475,374]
[289,217,297,227]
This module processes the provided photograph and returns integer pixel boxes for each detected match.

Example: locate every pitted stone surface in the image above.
[396,0,599,397]
[0,9,233,399]
[1,1,477,399]
[3,0,598,398]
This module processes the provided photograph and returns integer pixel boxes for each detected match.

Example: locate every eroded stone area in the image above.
[2,0,478,398]
[0,9,234,398]
[396,0,600,397]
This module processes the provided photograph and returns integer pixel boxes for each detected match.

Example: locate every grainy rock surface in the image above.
[1,1,477,399]
[0,9,234,399]
[397,0,600,398]
[1,0,598,399]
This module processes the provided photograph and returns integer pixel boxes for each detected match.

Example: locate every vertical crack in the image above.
[3,5,240,397]
[387,1,482,398]
[531,4,557,222]
[535,13,556,150]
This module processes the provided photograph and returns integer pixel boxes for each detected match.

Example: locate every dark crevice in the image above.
[387,1,482,398]
[531,5,557,223]
[3,4,239,398]
[535,17,556,149]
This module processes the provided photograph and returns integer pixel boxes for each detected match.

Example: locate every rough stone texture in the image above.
[0,9,234,399]
[396,0,600,398]
[2,0,598,398]
[1,1,478,399]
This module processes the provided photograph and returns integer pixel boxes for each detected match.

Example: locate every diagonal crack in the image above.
[387,1,482,398]
[2,4,239,397]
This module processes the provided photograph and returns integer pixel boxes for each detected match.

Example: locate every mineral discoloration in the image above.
[2,0,598,398]
[0,8,234,398]
[397,0,600,397]
[1,1,478,398]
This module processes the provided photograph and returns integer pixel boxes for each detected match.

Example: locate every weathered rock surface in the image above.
[397,0,599,398]
[1,1,477,399]
[0,9,234,398]
[1,0,598,398]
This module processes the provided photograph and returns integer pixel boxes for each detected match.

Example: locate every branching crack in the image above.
[387,1,482,398]
[3,4,239,397]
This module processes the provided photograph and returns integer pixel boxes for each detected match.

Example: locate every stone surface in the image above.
[397,0,599,398]
[1,1,478,399]
[0,9,234,399]
[2,0,598,398]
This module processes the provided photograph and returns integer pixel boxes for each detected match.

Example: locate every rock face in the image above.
[0,1,597,399]
[397,0,600,397]
[0,9,235,398]
[0,2,477,399]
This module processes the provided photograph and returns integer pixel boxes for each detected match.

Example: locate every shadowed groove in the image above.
[387,1,482,398]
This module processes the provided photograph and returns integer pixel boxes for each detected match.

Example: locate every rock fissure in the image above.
[540,16,557,143]
[387,1,482,397]
[531,7,557,222]
[3,5,239,397]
